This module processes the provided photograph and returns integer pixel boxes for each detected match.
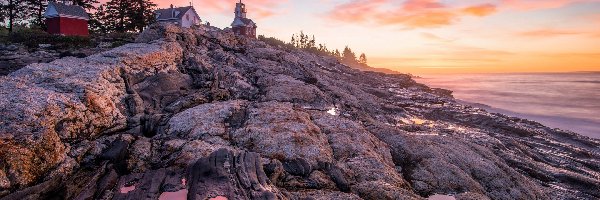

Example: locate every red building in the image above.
[231,1,257,38]
[44,1,90,36]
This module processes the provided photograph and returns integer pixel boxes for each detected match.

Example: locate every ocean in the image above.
[416,72,600,139]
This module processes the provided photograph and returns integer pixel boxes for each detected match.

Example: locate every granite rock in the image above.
[0,24,598,200]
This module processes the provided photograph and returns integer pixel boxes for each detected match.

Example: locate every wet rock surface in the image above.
[0,24,599,199]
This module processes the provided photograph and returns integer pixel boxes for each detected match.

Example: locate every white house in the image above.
[155,4,201,28]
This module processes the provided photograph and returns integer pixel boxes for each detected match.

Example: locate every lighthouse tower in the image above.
[235,1,247,18]
[231,0,257,38]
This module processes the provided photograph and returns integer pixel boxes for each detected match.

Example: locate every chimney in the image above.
[170,4,174,9]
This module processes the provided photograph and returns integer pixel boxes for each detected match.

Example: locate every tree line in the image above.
[0,0,156,33]
[289,31,367,65]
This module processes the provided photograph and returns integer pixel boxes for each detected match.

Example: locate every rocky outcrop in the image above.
[0,44,59,76]
[0,23,599,200]
[0,43,117,76]
[0,40,182,192]
[187,148,283,200]
[232,102,334,167]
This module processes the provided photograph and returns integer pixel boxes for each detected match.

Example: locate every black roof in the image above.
[232,17,257,28]
[48,2,89,19]
[241,18,256,26]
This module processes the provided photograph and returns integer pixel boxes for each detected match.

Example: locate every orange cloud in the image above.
[326,0,497,28]
[462,4,497,17]
[380,11,457,28]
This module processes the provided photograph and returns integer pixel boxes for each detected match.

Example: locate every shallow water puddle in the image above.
[428,194,456,200]
[327,107,337,116]
[399,117,429,125]
[119,185,136,194]
[158,178,188,200]
[412,118,427,125]
[408,132,439,136]
[159,189,188,200]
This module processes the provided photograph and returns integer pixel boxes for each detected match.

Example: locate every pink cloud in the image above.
[403,0,445,11]
[326,0,498,28]
[192,0,287,19]
[325,0,387,22]
[500,0,596,10]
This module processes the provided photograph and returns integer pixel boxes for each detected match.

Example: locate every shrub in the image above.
[8,28,93,49]
[0,27,8,43]
[0,28,7,35]
[93,32,138,43]
[110,40,128,48]
[91,32,138,48]
[258,35,295,50]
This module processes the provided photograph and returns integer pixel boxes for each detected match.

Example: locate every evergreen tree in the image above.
[129,0,156,32]
[299,31,306,48]
[286,31,364,60]
[342,46,356,63]
[333,49,341,58]
[0,2,6,24]
[89,4,108,33]
[104,0,131,32]
[25,0,48,29]
[71,0,99,11]
[308,35,316,49]
[100,0,155,33]
[358,53,367,64]
[1,0,28,32]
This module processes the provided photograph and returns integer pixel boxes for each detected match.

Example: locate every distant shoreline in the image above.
[457,99,599,139]
[417,72,600,139]
[412,71,600,76]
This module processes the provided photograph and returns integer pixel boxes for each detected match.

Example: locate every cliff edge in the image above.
[0,24,598,200]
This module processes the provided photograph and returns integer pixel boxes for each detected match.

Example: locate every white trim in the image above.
[46,14,89,20]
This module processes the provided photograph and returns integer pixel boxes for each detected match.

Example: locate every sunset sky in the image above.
[127,0,600,74]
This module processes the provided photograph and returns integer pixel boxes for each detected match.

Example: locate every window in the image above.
[186,14,189,21]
